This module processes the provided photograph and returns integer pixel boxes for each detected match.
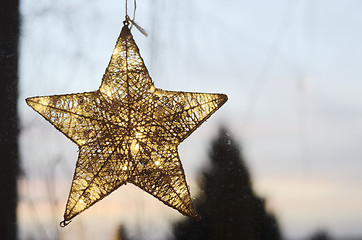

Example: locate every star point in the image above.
[26,23,227,224]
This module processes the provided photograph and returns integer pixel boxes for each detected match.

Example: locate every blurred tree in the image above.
[114,224,131,240]
[172,128,281,240]
[308,230,331,240]
[0,0,19,239]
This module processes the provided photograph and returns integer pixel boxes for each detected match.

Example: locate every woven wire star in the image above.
[26,21,227,226]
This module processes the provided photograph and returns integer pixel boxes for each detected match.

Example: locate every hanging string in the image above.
[132,0,136,23]
[125,0,127,16]
[124,0,148,36]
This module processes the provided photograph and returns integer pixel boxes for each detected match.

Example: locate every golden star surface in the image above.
[26,22,227,226]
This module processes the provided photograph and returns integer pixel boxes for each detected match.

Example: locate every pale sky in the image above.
[19,0,362,239]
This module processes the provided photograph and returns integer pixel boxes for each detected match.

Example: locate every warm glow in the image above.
[112,47,120,55]
[38,98,49,106]
[25,22,227,225]
[130,140,140,156]
[100,85,113,98]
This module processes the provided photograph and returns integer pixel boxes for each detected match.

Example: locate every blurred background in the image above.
[7,0,362,239]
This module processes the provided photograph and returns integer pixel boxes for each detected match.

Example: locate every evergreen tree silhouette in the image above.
[114,224,131,240]
[172,127,281,240]
[308,231,331,240]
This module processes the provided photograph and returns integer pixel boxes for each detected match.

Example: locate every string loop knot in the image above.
[125,15,148,37]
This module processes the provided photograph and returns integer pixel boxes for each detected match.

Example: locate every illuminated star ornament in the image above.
[26,20,227,226]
